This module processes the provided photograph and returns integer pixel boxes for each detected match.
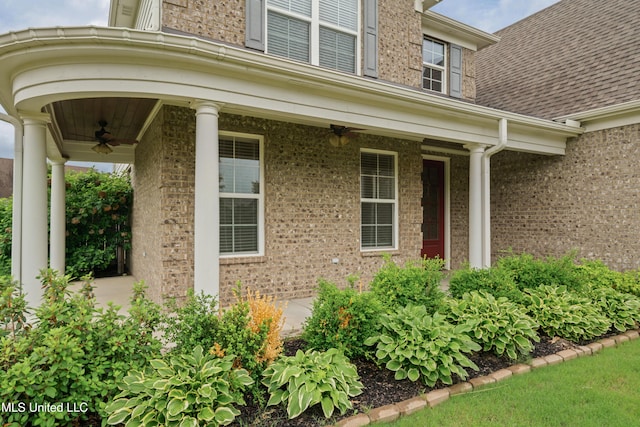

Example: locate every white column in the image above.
[464,143,486,269]
[20,112,50,308]
[50,160,66,275]
[191,100,222,297]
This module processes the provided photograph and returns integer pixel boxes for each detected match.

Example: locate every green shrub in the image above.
[163,290,220,352]
[586,286,640,332]
[302,279,383,358]
[575,259,627,289]
[619,270,640,298]
[0,197,12,277]
[106,345,254,427]
[0,271,162,426]
[523,285,610,342]
[262,348,363,419]
[370,255,445,313]
[497,252,583,292]
[162,288,271,393]
[444,291,540,360]
[365,306,480,387]
[448,265,522,302]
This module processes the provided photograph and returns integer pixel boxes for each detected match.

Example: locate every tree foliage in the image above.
[0,168,132,278]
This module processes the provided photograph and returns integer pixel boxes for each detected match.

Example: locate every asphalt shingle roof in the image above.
[476,0,640,120]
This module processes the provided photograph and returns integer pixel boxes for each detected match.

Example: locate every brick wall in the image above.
[162,0,245,44]
[490,124,640,271]
[131,105,424,306]
[130,109,164,303]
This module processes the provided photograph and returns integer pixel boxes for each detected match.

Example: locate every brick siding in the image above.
[490,124,640,271]
[131,105,425,306]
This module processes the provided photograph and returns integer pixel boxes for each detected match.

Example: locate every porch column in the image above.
[50,160,66,275]
[464,143,486,269]
[191,100,223,297]
[20,112,50,308]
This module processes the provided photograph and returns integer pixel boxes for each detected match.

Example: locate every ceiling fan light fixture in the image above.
[92,143,113,155]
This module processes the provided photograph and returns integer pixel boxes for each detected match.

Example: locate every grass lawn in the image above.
[388,338,640,427]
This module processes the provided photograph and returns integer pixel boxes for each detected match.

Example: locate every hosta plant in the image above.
[364,305,480,387]
[262,348,363,419]
[586,286,640,332]
[523,285,610,342]
[444,291,540,360]
[105,346,253,427]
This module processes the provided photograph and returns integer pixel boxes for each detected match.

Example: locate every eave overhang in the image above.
[421,11,500,51]
[0,26,581,162]
[554,99,640,133]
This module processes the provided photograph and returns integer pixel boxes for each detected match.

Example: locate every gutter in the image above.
[0,112,23,283]
[481,118,508,267]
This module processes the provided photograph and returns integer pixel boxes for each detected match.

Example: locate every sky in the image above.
[0,0,561,168]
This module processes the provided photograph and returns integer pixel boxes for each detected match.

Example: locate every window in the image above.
[266,0,359,73]
[360,150,398,250]
[219,133,264,256]
[423,37,446,93]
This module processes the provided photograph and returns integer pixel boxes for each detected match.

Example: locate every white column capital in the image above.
[190,100,224,116]
[18,111,51,126]
[463,143,487,153]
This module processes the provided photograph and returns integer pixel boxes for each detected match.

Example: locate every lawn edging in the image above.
[332,328,640,427]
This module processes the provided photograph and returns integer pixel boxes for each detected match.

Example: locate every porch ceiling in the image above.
[46,97,158,163]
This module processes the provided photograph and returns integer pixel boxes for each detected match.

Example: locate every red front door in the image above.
[421,160,445,259]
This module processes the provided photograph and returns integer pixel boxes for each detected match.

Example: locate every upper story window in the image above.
[423,37,446,93]
[219,133,264,256]
[266,0,359,73]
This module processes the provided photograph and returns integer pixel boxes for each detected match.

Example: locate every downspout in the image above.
[481,118,508,268]
[0,113,24,283]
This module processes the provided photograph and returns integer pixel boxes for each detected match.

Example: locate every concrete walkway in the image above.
[75,275,313,336]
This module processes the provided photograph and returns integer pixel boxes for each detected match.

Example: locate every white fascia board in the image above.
[554,100,640,132]
[0,26,579,155]
[421,11,500,51]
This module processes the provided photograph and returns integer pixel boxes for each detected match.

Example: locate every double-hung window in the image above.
[422,37,446,93]
[266,0,359,73]
[360,150,398,250]
[219,133,264,256]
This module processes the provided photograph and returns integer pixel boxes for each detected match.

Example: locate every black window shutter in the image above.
[246,0,265,51]
[363,0,378,78]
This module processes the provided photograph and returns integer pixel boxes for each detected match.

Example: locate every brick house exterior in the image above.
[2,0,636,308]
[475,0,640,270]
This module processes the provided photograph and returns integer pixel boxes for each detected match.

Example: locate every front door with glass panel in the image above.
[421,160,445,259]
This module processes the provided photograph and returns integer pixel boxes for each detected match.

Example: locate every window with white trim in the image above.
[219,134,264,256]
[360,150,398,250]
[422,37,446,93]
[266,0,359,73]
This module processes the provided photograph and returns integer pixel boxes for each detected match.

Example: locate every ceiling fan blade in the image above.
[107,138,138,146]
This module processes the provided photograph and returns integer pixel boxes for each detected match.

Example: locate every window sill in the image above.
[220,255,266,265]
[360,250,400,258]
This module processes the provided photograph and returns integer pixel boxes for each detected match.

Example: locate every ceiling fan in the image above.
[329,124,364,147]
[90,120,138,154]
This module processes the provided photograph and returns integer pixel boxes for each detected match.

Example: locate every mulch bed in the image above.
[230,335,579,427]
